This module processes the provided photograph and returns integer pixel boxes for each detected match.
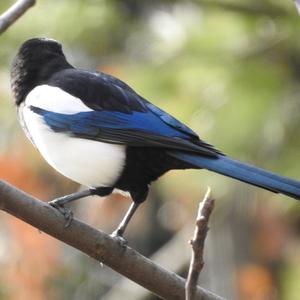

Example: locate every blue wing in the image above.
[48,69,201,139]
[30,105,220,157]
[43,68,221,156]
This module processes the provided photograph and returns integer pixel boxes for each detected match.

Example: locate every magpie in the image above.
[10,38,300,239]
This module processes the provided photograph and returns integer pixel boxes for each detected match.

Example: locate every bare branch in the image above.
[102,223,195,300]
[0,181,224,300]
[186,188,215,300]
[0,0,36,34]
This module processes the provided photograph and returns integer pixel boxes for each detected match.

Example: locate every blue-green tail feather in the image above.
[168,151,300,200]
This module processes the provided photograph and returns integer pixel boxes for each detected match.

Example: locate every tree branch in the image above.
[186,188,215,300]
[0,180,224,300]
[102,223,195,300]
[0,0,36,34]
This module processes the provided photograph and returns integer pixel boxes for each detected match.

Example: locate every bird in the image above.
[10,38,300,239]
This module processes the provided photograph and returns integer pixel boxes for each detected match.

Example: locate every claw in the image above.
[49,201,74,227]
[110,230,128,247]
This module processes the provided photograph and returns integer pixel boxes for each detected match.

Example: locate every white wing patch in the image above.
[25,85,93,114]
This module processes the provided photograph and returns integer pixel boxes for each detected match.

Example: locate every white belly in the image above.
[21,106,126,188]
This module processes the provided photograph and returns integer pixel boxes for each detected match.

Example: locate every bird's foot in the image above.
[110,229,128,247]
[49,200,74,228]
[109,201,141,247]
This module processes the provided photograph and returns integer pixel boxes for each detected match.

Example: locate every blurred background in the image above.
[0,0,300,299]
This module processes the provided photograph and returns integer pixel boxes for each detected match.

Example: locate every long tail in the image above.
[168,151,300,200]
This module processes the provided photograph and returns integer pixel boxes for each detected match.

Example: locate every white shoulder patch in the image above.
[25,85,92,114]
[21,85,126,188]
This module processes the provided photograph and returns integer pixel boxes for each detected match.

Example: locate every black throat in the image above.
[11,40,73,106]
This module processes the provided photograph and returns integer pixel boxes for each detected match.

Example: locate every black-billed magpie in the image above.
[10,38,300,238]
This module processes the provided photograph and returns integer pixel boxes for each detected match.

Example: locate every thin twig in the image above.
[0,0,36,34]
[185,188,215,300]
[0,181,224,300]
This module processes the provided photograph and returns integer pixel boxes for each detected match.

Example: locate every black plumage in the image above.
[10,38,300,237]
[11,38,221,204]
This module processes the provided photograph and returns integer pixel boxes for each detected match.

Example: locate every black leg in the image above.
[49,189,94,207]
[111,187,148,245]
[49,187,113,227]
[111,202,140,239]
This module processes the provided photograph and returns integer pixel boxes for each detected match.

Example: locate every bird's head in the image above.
[17,38,64,58]
[11,38,72,105]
